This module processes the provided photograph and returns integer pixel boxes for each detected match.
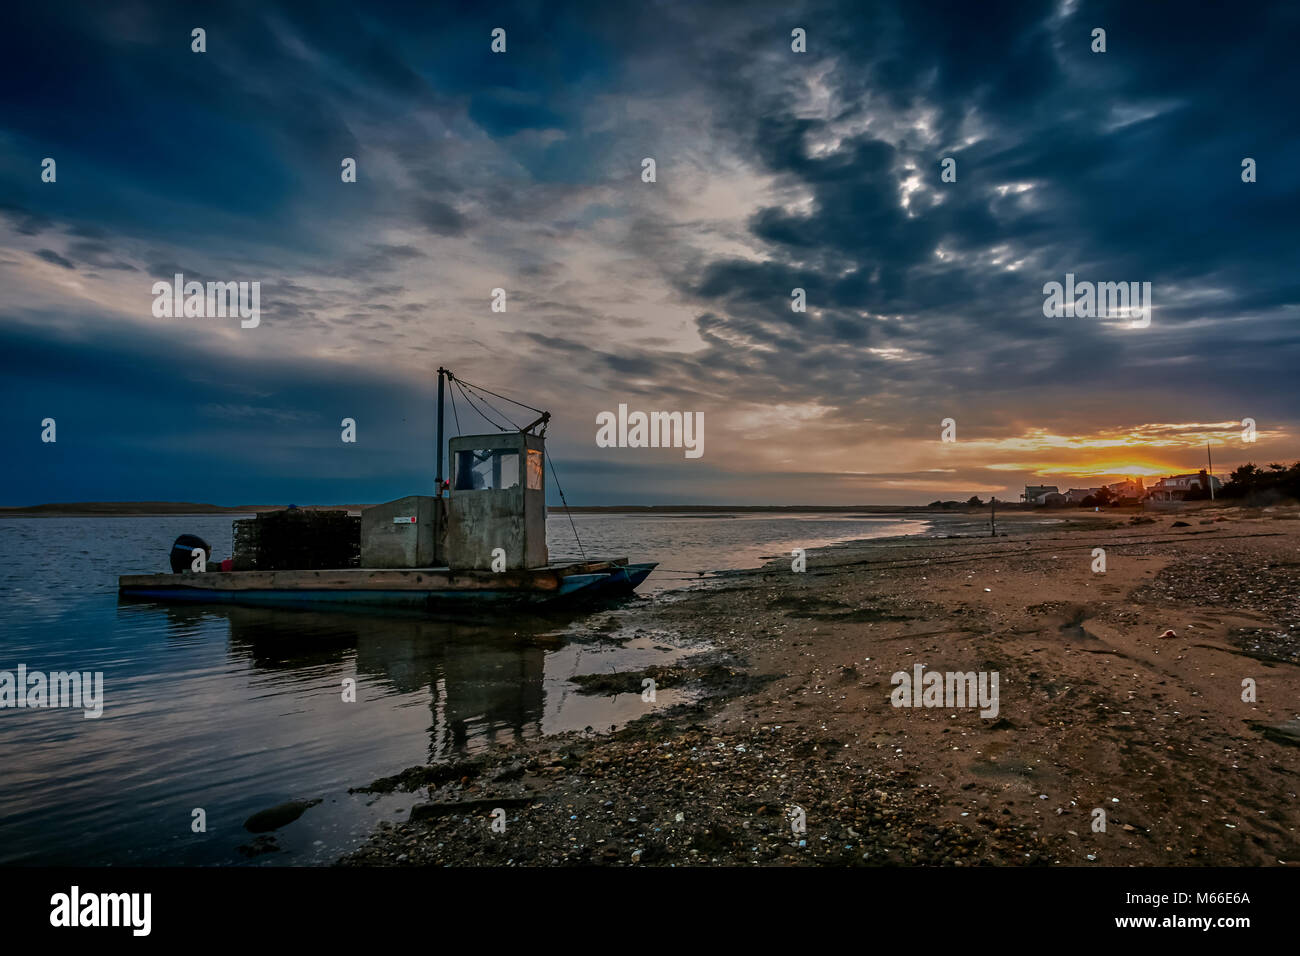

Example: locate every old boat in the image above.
[118,368,656,610]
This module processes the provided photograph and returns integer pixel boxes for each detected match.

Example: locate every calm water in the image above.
[0,512,926,865]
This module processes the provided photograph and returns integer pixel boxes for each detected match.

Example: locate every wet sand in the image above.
[341,506,1300,866]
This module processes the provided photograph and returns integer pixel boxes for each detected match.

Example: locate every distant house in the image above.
[1023,485,1059,505]
[1106,477,1145,500]
[1064,487,1103,503]
[1146,471,1222,502]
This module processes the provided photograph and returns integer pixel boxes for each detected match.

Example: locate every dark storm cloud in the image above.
[0,0,473,255]
[0,203,52,236]
[413,198,469,236]
[33,249,75,270]
[522,333,588,354]
[664,0,1300,432]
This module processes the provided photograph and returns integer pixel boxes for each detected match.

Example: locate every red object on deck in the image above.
[220,558,233,572]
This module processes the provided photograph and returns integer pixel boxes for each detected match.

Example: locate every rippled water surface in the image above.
[0,512,926,864]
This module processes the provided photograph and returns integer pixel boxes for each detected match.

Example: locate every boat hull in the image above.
[118,560,655,611]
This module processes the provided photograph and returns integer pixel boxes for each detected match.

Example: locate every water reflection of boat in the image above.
[118,369,656,612]
[155,602,560,761]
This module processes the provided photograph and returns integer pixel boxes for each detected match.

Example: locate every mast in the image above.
[436,367,447,496]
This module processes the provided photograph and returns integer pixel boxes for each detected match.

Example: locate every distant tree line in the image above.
[927,496,992,508]
[1220,461,1300,502]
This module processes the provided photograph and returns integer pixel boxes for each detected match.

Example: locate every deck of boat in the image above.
[118,558,654,609]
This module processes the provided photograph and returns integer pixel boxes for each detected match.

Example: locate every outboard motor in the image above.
[170,534,211,573]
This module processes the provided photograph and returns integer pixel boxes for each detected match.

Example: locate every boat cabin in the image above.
[445,432,547,570]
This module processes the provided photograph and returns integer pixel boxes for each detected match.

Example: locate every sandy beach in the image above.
[340,506,1300,866]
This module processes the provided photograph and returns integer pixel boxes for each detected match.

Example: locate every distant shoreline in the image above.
[0,503,325,518]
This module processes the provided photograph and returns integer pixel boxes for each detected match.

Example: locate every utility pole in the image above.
[1207,441,1215,501]
[990,496,996,536]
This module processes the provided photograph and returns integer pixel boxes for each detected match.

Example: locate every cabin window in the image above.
[454,449,520,491]
[526,449,543,490]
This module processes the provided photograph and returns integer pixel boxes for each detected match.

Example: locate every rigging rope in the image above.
[546,453,586,562]
[459,381,522,430]
[448,381,462,435]
[452,376,545,415]
[454,380,512,431]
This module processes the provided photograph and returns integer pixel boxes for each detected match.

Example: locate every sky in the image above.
[1,0,1297,506]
